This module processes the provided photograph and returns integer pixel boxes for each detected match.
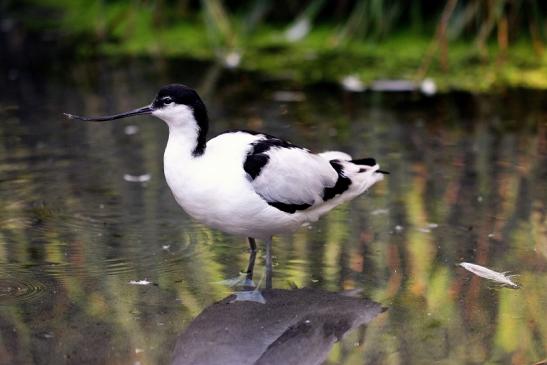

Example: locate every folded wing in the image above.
[243,135,341,213]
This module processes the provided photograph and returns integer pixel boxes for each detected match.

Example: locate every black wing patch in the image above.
[322,161,352,201]
[243,154,270,180]
[243,134,304,181]
[267,201,312,213]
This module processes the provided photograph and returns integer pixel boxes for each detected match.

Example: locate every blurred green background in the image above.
[4,0,547,91]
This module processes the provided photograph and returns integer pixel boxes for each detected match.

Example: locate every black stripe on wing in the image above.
[267,201,312,213]
[243,154,269,179]
[242,134,305,181]
[322,160,352,201]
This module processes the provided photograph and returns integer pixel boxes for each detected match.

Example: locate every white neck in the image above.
[154,104,203,158]
[166,122,201,158]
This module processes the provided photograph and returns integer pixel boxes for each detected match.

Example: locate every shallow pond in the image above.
[0,56,545,365]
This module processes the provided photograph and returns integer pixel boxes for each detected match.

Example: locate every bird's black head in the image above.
[152,84,203,110]
[151,84,209,156]
[64,83,209,156]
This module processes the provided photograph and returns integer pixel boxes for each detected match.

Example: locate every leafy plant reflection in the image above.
[0,59,545,364]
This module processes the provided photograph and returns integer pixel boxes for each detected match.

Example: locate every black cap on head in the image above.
[152,84,204,110]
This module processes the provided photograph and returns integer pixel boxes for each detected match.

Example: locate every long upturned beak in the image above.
[63,105,153,122]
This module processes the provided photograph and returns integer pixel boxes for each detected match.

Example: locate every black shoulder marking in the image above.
[350,158,376,166]
[243,134,305,180]
[249,132,304,152]
[224,130,305,150]
[267,201,312,214]
[252,137,301,154]
[222,129,263,136]
[323,160,352,201]
[243,154,270,180]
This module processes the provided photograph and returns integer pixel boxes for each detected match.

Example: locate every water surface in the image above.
[0,57,546,365]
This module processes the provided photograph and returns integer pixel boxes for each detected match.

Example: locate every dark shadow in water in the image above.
[171,287,385,365]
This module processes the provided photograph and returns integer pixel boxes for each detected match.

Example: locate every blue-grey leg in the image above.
[245,237,257,282]
[265,237,272,289]
[227,237,266,303]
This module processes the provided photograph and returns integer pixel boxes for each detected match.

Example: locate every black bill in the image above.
[63,105,153,122]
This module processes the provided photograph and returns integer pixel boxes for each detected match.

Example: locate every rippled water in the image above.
[0,56,546,365]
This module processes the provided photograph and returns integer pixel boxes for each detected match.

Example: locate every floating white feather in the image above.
[459,262,519,289]
[129,279,152,286]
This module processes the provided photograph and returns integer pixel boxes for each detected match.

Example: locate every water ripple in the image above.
[0,271,49,305]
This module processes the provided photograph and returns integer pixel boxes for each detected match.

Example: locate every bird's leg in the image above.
[264,237,273,289]
[245,237,257,282]
[227,238,266,304]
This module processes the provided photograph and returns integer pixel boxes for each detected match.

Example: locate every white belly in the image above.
[166,168,304,238]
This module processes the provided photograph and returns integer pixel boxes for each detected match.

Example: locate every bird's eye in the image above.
[162,97,173,105]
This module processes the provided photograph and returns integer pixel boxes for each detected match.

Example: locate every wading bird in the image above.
[65,84,386,288]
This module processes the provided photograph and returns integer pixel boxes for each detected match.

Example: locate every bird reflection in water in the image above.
[171,255,386,365]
